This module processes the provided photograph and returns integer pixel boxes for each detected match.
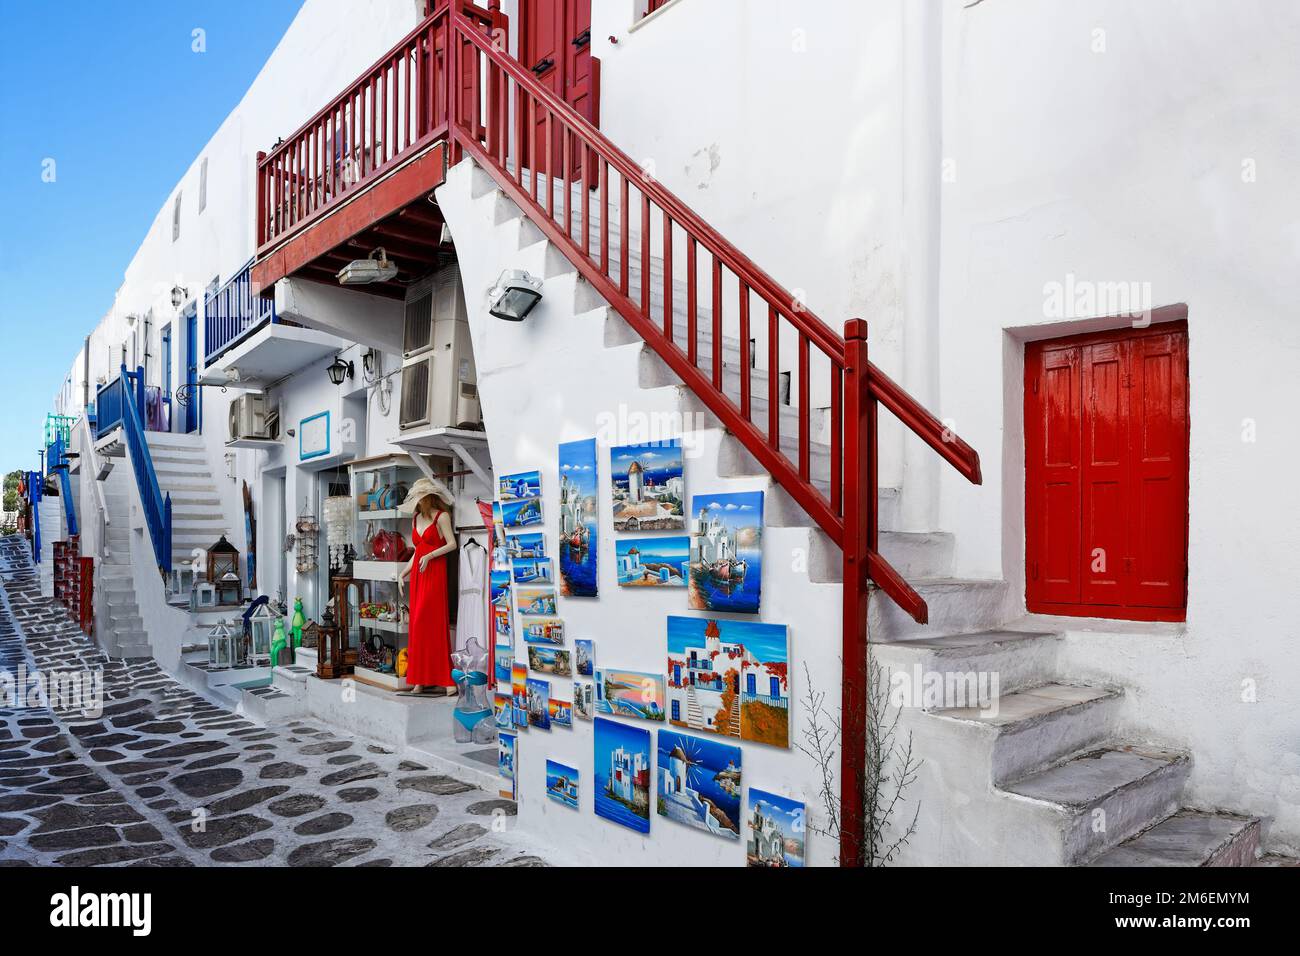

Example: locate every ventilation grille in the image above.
[403,288,433,357]
[400,357,431,429]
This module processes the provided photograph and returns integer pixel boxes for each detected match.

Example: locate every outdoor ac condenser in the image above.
[228,393,272,442]
[399,264,481,431]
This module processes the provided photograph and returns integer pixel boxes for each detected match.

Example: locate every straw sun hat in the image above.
[398,477,456,514]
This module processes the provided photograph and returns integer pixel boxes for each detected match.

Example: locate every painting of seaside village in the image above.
[546,760,579,809]
[558,438,599,597]
[548,696,573,728]
[594,718,651,833]
[575,639,594,676]
[490,570,513,639]
[499,470,542,501]
[527,678,551,730]
[657,729,742,840]
[595,668,666,722]
[507,532,546,560]
[610,439,685,531]
[528,645,572,677]
[501,495,543,528]
[515,587,558,616]
[491,502,509,566]
[746,788,806,867]
[511,662,529,728]
[616,536,689,588]
[575,682,595,720]
[666,616,791,748]
[521,616,565,645]
[512,555,552,585]
[688,490,763,613]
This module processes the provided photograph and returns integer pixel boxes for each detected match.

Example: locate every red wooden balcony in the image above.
[252,2,501,298]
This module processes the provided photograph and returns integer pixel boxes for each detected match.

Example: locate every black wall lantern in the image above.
[327,357,354,386]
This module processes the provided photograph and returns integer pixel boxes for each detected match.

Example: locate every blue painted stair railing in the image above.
[46,432,79,538]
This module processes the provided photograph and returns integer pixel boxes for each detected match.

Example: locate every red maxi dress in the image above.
[407,516,453,687]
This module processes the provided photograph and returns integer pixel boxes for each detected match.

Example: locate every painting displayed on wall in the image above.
[616,536,689,588]
[549,696,573,728]
[688,490,763,613]
[666,616,791,748]
[494,648,513,686]
[499,470,542,502]
[594,717,651,834]
[575,682,595,720]
[546,760,579,809]
[575,639,594,677]
[490,570,513,639]
[493,692,513,730]
[521,617,566,645]
[610,439,685,531]
[507,532,547,560]
[657,729,742,840]
[526,678,552,730]
[747,789,805,867]
[502,496,543,528]
[511,661,529,729]
[512,555,553,585]
[558,437,599,597]
[515,587,558,616]
[528,645,572,677]
[491,502,509,567]
[595,668,666,722]
[498,732,516,779]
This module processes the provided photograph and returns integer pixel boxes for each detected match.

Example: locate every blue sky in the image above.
[0,0,304,477]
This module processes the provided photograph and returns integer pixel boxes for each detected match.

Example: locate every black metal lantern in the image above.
[327,356,354,385]
[207,535,241,605]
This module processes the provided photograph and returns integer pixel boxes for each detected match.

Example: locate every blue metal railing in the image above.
[25,469,42,562]
[204,259,277,365]
[45,432,79,538]
[96,365,172,573]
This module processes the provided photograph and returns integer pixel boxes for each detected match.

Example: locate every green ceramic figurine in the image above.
[291,597,306,648]
[270,617,288,668]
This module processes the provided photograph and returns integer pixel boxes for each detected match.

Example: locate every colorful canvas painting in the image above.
[511,662,529,729]
[575,639,594,677]
[526,678,551,730]
[498,732,516,779]
[499,470,542,502]
[575,682,595,720]
[546,760,579,809]
[491,502,509,567]
[689,490,763,613]
[594,717,651,834]
[494,648,513,686]
[506,532,547,560]
[493,692,513,730]
[502,496,543,528]
[616,536,689,588]
[747,789,805,867]
[515,587,558,616]
[549,697,573,728]
[528,645,572,677]
[511,555,553,585]
[558,438,599,597]
[595,668,666,722]
[666,616,791,748]
[657,729,742,840]
[610,439,685,531]
[490,570,513,639]
[521,617,566,645]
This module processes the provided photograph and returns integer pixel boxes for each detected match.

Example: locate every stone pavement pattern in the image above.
[0,536,546,867]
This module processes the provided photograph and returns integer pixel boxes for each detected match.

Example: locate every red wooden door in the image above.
[519,0,598,176]
[1025,322,1188,621]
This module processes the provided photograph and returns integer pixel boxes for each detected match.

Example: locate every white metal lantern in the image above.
[247,602,276,667]
[208,620,235,670]
[193,582,217,610]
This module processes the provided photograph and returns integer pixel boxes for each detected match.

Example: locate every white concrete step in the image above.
[1089,810,1262,867]
[868,577,1013,642]
[873,630,1062,699]
[1002,745,1191,865]
[931,682,1121,785]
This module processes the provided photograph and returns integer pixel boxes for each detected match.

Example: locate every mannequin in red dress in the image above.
[396,480,458,695]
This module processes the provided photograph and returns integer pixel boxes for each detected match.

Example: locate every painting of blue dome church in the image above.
[610,439,685,531]
[498,470,542,501]
[616,536,688,588]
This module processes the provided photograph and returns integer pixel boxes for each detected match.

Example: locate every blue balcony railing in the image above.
[45,431,79,538]
[204,259,277,365]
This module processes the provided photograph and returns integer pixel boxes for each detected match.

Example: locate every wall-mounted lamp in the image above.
[327,356,354,386]
[170,285,188,308]
[488,269,544,322]
[125,313,138,328]
[361,348,379,380]
[337,248,398,285]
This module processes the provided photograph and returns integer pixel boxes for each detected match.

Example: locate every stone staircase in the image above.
[873,628,1264,866]
[98,467,152,659]
[144,431,232,585]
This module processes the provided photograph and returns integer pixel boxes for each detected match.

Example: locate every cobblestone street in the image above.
[0,536,546,867]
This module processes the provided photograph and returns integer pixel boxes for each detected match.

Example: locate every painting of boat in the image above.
[546,760,579,809]
[688,490,763,613]
[559,438,600,597]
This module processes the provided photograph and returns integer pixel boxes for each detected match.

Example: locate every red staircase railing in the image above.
[254,1,982,867]
[442,5,982,867]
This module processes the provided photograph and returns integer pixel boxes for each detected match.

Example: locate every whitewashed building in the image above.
[34,0,1300,867]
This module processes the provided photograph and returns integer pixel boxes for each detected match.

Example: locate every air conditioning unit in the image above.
[229,393,273,442]
[400,264,481,431]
